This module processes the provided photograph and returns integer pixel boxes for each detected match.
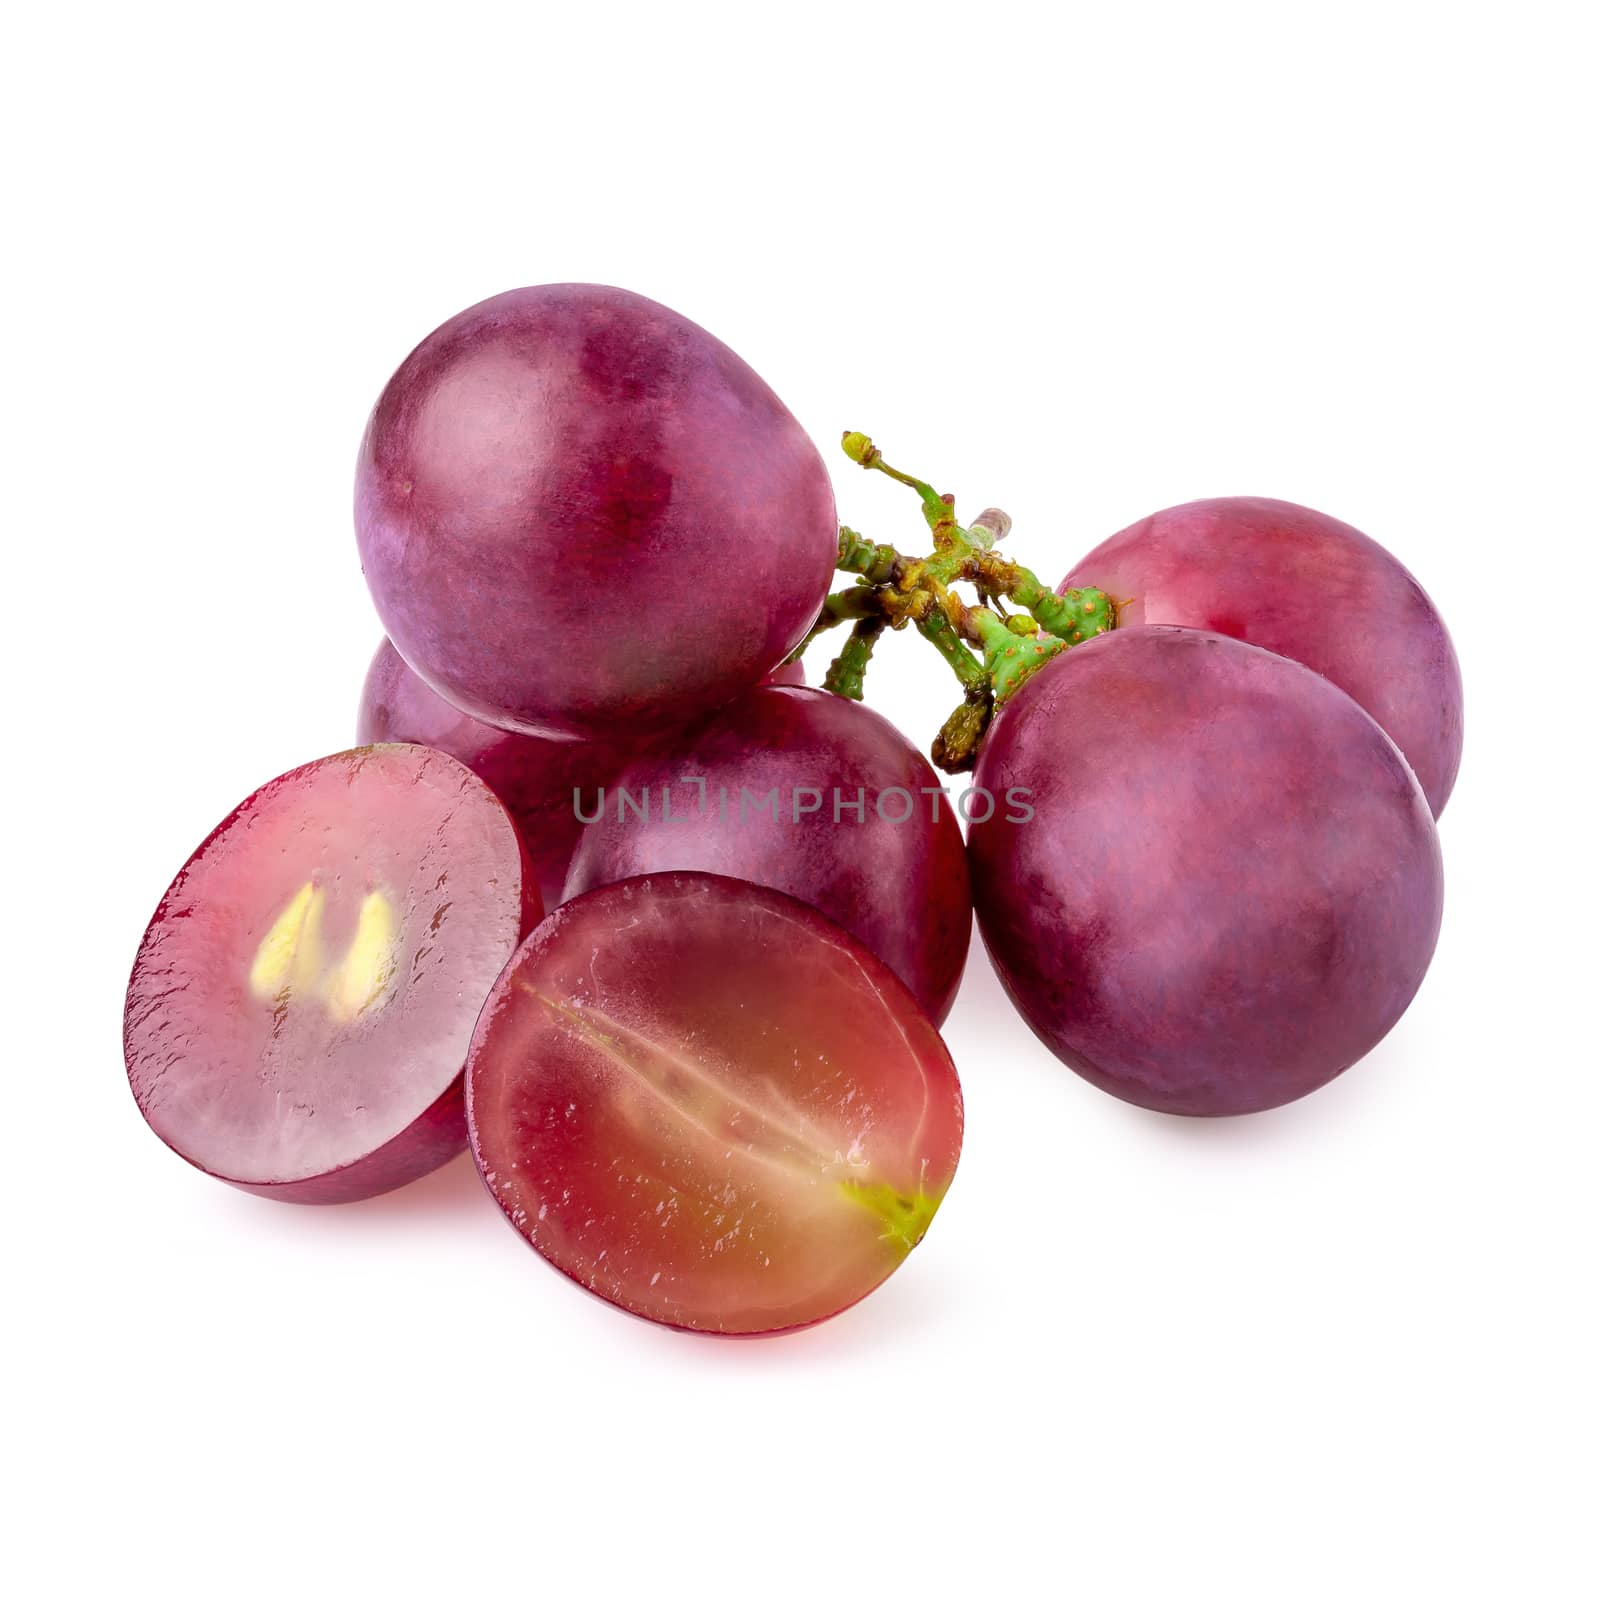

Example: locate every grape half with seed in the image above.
[124,745,539,1201]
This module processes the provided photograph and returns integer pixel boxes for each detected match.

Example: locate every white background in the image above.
[7,3,1596,1596]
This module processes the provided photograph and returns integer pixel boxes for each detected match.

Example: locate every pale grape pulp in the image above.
[123,745,539,1201]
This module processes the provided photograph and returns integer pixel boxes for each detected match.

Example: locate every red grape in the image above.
[124,746,539,1201]
[358,640,631,910]
[466,873,963,1334]
[765,658,807,687]
[969,627,1443,1116]
[562,687,971,1022]
[358,641,807,910]
[355,284,838,741]
[1059,497,1463,815]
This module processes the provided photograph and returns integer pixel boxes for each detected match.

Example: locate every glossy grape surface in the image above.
[358,641,632,910]
[765,658,806,687]
[1059,497,1463,815]
[359,642,806,910]
[124,746,539,1201]
[466,873,964,1334]
[562,687,971,1022]
[969,628,1443,1115]
[355,284,838,740]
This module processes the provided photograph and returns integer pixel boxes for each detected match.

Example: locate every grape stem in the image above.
[808,433,1117,772]
[822,616,885,700]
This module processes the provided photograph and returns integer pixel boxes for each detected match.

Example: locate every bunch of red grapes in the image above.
[124,285,1461,1335]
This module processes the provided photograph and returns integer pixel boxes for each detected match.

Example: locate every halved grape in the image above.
[466,873,964,1334]
[562,687,971,1022]
[124,745,539,1201]
[355,284,838,741]
[969,627,1443,1116]
[1059,497,1463,815]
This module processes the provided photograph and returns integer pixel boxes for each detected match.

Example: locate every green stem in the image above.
[823,616,885,701]
[836,526,902,585]
[977,552,1116,644]
[966,606,1065,705]
[915,604,989,694]
[821,431,1121,769]
[842,432,952,532]
[787,583,881,662]
[824,587,880,623]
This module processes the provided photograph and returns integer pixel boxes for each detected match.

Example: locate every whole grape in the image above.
[359,641,807,909]
[358,640,634,910]
[563,686,971,1022]
[355,284,838,741]
[969,627,1443,1115]
[1059,497,1463,815]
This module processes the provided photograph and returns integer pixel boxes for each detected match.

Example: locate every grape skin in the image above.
[358,640,634,911]
[969,627,1443,1116]
[562,686,971,1023]
[359,641,807,911]
[355,284,838,741]
[1059,496,1463,816]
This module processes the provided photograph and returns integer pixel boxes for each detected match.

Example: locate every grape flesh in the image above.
[562,687,971,1022]
[355,284,838,741]
[123,746,539,1201]
[969,627,1443,1116]
[1059,497,1463,815]
[466,872,964,1334]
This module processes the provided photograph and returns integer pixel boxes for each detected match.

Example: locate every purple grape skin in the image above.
[1059,497,1463,816]
[562,686,972,1024]
[765,658,807,687]
[969,627,1443,1115]
[354,284,838,741]
[357,640,633,911]
[358,642,807,910]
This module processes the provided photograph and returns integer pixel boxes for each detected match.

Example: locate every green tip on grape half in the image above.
[839,1179,946,1255]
